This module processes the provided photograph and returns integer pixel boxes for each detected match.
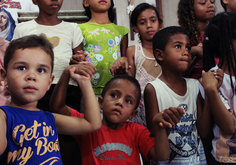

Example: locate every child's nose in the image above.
[116,98,123,106]
[26,72,36,81]
[147,20,152,28]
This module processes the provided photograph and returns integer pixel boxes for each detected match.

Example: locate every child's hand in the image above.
[201,70,219,91]
[68,62,95,82]
[109,57,131,76]
[69,50,88,64]
[153,107,185,129]
[190,43,203,60]
[214,69,224,89]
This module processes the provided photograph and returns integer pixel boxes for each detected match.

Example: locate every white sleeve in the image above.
[72,23,83,49]
[12,23,24,40]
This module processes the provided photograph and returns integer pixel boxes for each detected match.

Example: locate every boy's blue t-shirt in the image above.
[0,106,62,165]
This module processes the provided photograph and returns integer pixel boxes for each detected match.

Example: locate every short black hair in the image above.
[4,34,54,73]
[83,0,116,23]
[101,74,141,110]
[153,26,189,63]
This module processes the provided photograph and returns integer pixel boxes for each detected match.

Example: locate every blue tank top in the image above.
[0,106,62,165]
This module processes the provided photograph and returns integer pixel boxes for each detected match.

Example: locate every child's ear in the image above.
[222,0,229,5]
[32,0,38,5]
[133,26,139,33]
[83,0,89,7]
[128,109,138,120]
[98,96,103,110]
[47,75,54,91]
[0,68,7,93]
[154,49,163,62]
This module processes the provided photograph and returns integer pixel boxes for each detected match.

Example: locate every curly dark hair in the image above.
[178,0,200,46]
[83,0,116,23]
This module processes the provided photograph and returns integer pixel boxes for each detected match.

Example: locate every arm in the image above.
[196,93,214,138]
[144,83,169,160]
[126,46,136,77]
[54,65,101,135]
[145,84,185,160]
[183,44,203,78]
[50,62,95,115]
[202,71,234,135]
[0,109,7,155]
[120,34,128,57]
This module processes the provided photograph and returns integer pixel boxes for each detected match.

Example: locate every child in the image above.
[12,0,83,111]
[50,73,186,165]
[126,3,162,127]
[0,35,101,165]
[198,12,236,164]
[221,0,236,11]
[177,0,215,79]
[145,26,207,165]
[12,1,85,163]
[72,0,130,97]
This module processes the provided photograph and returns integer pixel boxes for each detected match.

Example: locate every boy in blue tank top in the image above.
[0,35,101,165]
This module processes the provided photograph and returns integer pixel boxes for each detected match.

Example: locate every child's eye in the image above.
[175,45,181,49]
[210,0,215,4]
[151,19,156,23]
[139,21,145,25]
[186,46,191,51]
[125,99,132,104]
[38,68,45,73]
[199,0,206,5]
[111,93,117,98]
[18,66,26,71]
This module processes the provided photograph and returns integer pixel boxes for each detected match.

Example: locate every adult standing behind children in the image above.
[71,0,129,111]
[0,35,101,165]
[145,26,212,165]
[12,0,84,164]
[178,0,215,79]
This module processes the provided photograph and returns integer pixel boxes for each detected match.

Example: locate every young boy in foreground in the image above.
[50,71,185,164]
[0,35,101,165]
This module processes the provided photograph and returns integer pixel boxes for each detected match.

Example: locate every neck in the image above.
[8,99,39,111]
[102,119,124,130]
[35,13,61,25]
[159,69,184,83]
[196,20,208,33]
[142,40,153,50]
[89,11,111,24]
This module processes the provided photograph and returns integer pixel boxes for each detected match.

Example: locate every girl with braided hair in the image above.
[178,0,215,79]
[198,12,236,164]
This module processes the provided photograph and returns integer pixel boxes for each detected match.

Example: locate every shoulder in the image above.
[126,45,135,57]
[111,24,130,34]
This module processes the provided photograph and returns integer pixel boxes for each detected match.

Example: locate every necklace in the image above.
[142,47,158,67]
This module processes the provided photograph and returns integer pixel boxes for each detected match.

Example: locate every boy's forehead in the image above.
[109,79,139,96]
[12,48,52,64]
[168,33,190,43]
